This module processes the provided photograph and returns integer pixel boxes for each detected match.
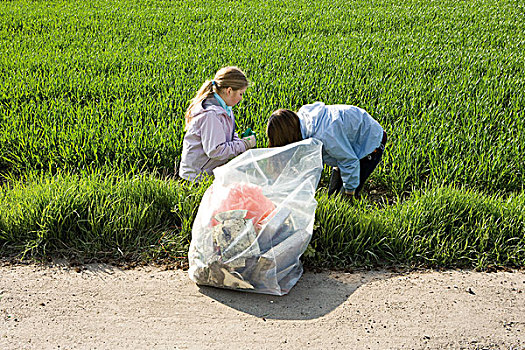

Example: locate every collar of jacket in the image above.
[213,93,233,117]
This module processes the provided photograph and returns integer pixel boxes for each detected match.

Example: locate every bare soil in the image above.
[1,262,524,349]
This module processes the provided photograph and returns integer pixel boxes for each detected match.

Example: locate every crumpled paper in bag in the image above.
[211,182,275,230]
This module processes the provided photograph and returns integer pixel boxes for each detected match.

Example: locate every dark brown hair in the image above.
[266,109,303,147]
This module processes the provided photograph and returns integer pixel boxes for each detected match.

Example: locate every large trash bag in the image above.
[188,138,323,295]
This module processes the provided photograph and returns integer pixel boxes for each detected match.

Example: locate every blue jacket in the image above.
[298,102,384,191]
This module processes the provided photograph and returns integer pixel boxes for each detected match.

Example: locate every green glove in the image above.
[241,128,255,138]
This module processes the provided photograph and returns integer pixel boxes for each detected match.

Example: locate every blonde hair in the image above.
[184,66,249,130]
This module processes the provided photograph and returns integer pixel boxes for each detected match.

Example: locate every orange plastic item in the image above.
[212,183,276,229]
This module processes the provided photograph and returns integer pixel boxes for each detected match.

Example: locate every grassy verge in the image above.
[312,188,525,269]
[0,172,211,263]
[1,174,523,269]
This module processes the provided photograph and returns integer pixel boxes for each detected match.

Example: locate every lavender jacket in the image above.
[179,97,247,180]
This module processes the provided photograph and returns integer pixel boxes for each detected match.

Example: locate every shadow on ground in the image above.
[198,269,395,321]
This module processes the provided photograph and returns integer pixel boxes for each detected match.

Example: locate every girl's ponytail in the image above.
[184,66,249,130]
[184,80,215,129]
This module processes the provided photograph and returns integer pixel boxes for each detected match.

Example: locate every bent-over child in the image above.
[266,102,387,198]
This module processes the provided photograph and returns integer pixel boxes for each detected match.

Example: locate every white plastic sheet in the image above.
[188,138,323,295]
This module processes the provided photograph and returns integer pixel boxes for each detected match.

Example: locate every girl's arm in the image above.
[232,131,242,142]
[337,158,360,192]
[200,113,247,161]
[324,132,360,191]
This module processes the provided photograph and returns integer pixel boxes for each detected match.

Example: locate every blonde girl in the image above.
[179,66,256,180]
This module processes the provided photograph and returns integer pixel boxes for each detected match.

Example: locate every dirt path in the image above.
[1,263,524,349]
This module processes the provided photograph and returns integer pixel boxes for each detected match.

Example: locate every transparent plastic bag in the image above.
[188,138,323,295]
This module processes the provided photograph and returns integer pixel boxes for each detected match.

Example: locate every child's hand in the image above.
[241,128,255,138]
[242,135,256,150]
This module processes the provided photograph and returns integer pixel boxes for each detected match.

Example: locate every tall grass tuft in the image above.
[0,172,211,260]
[310,187,525,268]
[386,188,525,268]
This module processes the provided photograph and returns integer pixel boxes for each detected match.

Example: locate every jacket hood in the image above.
[298,101,327,138]
[191,96,228,118]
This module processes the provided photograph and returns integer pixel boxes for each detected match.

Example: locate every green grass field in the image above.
[1,0,524,268]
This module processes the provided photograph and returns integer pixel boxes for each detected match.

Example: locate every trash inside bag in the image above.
[211,182,275,230]
[188,138,323,295]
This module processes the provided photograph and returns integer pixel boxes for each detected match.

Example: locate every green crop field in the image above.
[1,0,524,268]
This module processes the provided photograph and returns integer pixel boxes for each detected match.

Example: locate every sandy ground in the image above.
[1,263,524,350]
